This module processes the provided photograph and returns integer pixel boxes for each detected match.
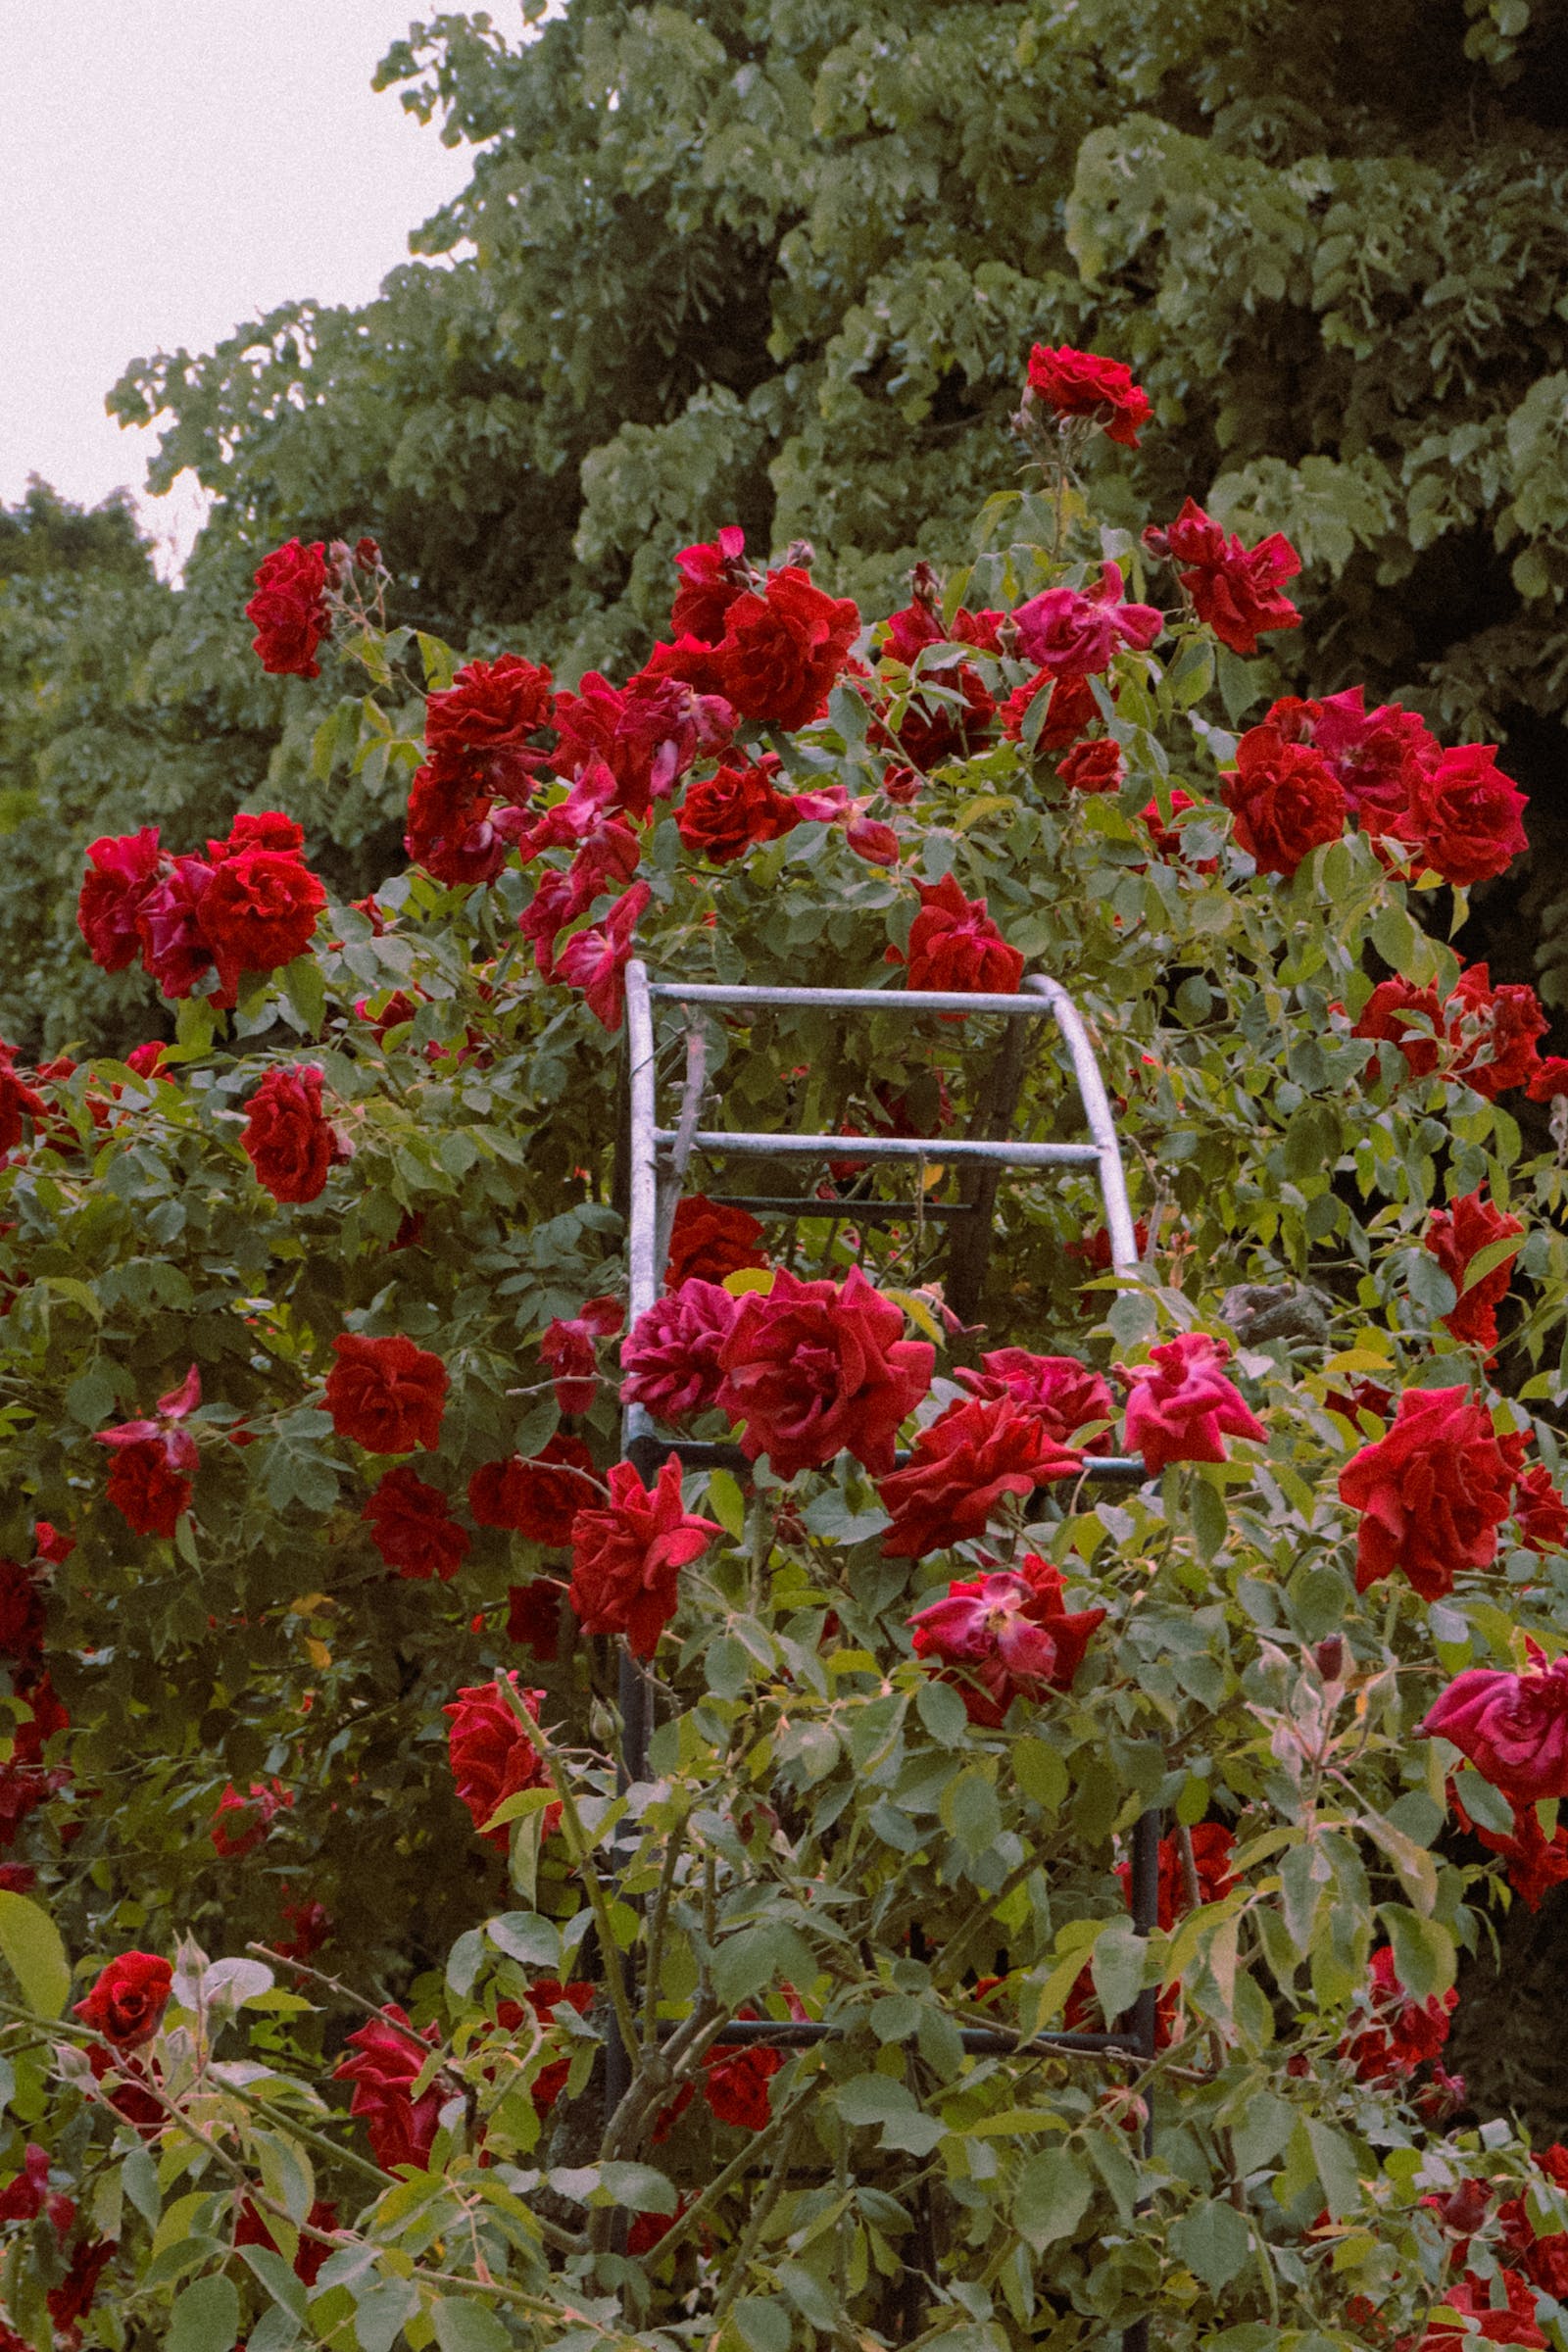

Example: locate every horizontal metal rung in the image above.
[647,983,1060,1017]
[713,1196,979,1222]
[653,2018,1148,2057]
[650,1437,1148,1485]
[657,1129,1102,1168]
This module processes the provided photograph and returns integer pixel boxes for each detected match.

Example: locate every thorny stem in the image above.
[641,1814,690,2044]
[493,1677,642,2070]
[643,2078,821,2272]
[709,2108,807,2326]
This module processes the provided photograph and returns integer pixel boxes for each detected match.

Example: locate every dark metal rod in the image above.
[708,1196,980,1222]
[645,1437,1148,1485]
[656,1127,1101,1168]
[651,2019,1150,2056]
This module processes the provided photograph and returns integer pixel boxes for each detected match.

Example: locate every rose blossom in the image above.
[1514,1462,1568,1554]
[76,826,162,971]
[899,872,1024,1001]
[540,1297,623,1413]
[1455,1786,1568,1913]
[676,757,802,862]
[507,1579,570,1660]
[1499,2146,1568,2301]
[200,847,327,1001]
[362,1467,470,1581]
[877,1398,1083,1558]
[1338,1386,1515,1599]
[1056,738,1123,794]
[671,525,749,643]
[955,1350,1115,1447]
[73,1953,173,2049]
[209,1779,292,1859]
[1116,1332,1264,1474]
[1145,500,1301,657]
[444,1675,560,1850]
[95,1365,202,1536]
[709,566,861,732]
[908,1554,1105,1726]
[1408,744,1529,886]
[497,1978,597,2115]
[554,879,652,1032]
[567,1455,720,1656]
[1424,1189,1523,1355]
[1000,671,1100,749]
[715,1264,934,1480]
[552,668,732,816]
[1340,1944,1456,2084]
[324,1334,449,1454]
[1025,344,1152,446]
[0,1562,44,1671]
[404,756,509,887]
[621,1280,740,1420]
[1010,563,1162,678]
[1415,2271,1544,2349]
[664,1196,766,1288]
[424,654,553,798]
[1444,963,1548,1100]
[1421,1653,1568,1803]
[1220,723,1348,877]
[245,540,330,678]
[468,1436,597,1545]
[240,1064,341,1203]
[0,1049,44,1155]
[333,2006,444,2172]
[1115,1824,1236,1931]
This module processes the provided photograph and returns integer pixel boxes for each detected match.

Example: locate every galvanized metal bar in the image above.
[714,1196,979,1221]
[655,1127,1101,1168]
[649,982,1060,1017]
[1023,975,1142,1278]
[648,1435,1149,1484]
[622,961,663,1325]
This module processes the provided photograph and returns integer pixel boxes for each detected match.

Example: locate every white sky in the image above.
[0,4,485,571]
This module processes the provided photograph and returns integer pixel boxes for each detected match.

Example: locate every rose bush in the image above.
[0,342,1565,2348]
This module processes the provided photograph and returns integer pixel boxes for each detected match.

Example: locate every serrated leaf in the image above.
[0,1892,70,2018]
[1013,2147,1092,2251]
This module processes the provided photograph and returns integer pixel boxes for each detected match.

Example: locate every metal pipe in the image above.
[622,960,663,1324]
[712,1197,979,1221]
[654,1128,1101,1168]
[648,983,1061,1017]
[1023,975,1142,1277]
[646,1436,1147,1483]
[654,2019,1149,2057]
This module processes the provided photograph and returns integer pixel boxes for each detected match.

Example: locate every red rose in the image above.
[567,1455,719,1656]
[710,566,860,731]
[33,1522,74,1567]
[1352,976,1443,1079]
[676,757,802,862]
[845,816,901,866]
[1409,744,1529,886]
[1010,563,1162,678]
[1415,2270,1544,2349]
[1499,2147,1568,2301]
[554,879,651,1032]
[333,2005,443,2172]
[209,1778,292,1859]
[104,1442,192,1538]
[424,654,553,777]
[539,1297,623,1414]
[45,2239,115,2342]
[1340,1945,1456,2084]
[1114,1824,1236,1932]
[1445,963,1548,1100]
[0,1049,45,1155]
[664,1196,767,1289]
[900,872,1024,1002]
[274,1894,332,1962]
[1339,1385,1515,1599]
[1422,1653,1568,1804]
[362,1467,470,1581]
[1000,671,1101,749]
[234,2197,340,2290]
[200,848,326,999]
[1056,738,1123,794]
[1025,344,1152,447]
[908,1553,1105,1725]
[405,756,509,887]
[0,1564,45,1671]
[552,669,731,816]
[1220,723,1347,877]
[954,1350,1115,1448]
[507,1579,570,1660]
[1424,1189,1523,1354]
[497,1978,597,2115]
[76,827,163,971]
[1514,1462,1568,1554]
[1147,500,1301,657]
[469,1436,597,1544]
[1302,688,1437,838]
[444,1675,559,1848]
[0,2141,74,2237]
[324,1333,449,1454]
[1529,1054,1568,1102]
[1138,787,1206,861]
[621,1280,740,1421]
[715,1264,934,1480]
[211,811,306,860]
[245,540,330,678]
[670,526,749,644]
[702,2031,782,2131]
[241,1063,340,1203]
[878,1398,1082,1558]
[1117,1332,1264,1473]
[73,1952,172,2049]
[1462,1791,1568,1912]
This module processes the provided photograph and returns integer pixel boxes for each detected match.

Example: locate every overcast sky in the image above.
[1,4,483,567]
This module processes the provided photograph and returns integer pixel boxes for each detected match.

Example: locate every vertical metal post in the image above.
[1120,1804,1162,2352]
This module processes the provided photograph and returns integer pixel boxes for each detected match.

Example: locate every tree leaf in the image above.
[1013,2146,1092,2251]
[0,1891,70,2018]
[168,2274,241,2352]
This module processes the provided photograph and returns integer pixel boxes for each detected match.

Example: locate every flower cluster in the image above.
[76,812,325,1005]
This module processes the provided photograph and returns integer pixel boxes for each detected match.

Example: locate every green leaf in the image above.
[1170,2198,1252,2291]
[238,2245,309,2326]
[1377,1905,1455,2002]
[1302,2118,1362,2219]
[597,2161,676,2214]
[1089,1918,1147,2025]
[0,1892,70,2018]
[1013,2146,1092,2252]
[731,2297,792,2352]
[430,2299,513,2352]
[279,955,327,1040]
[485,1913,562,1971]
[168,2274,241,2352]
[712,1921,816,2008]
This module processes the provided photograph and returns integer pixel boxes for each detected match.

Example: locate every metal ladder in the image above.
[612,959,1157,2345]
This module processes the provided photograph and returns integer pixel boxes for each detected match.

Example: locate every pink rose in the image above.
[1421,1654,1568,1804]
[1116,1333,1264,1474]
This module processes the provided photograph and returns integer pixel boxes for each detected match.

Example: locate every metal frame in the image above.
[611,961,1157,2345]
